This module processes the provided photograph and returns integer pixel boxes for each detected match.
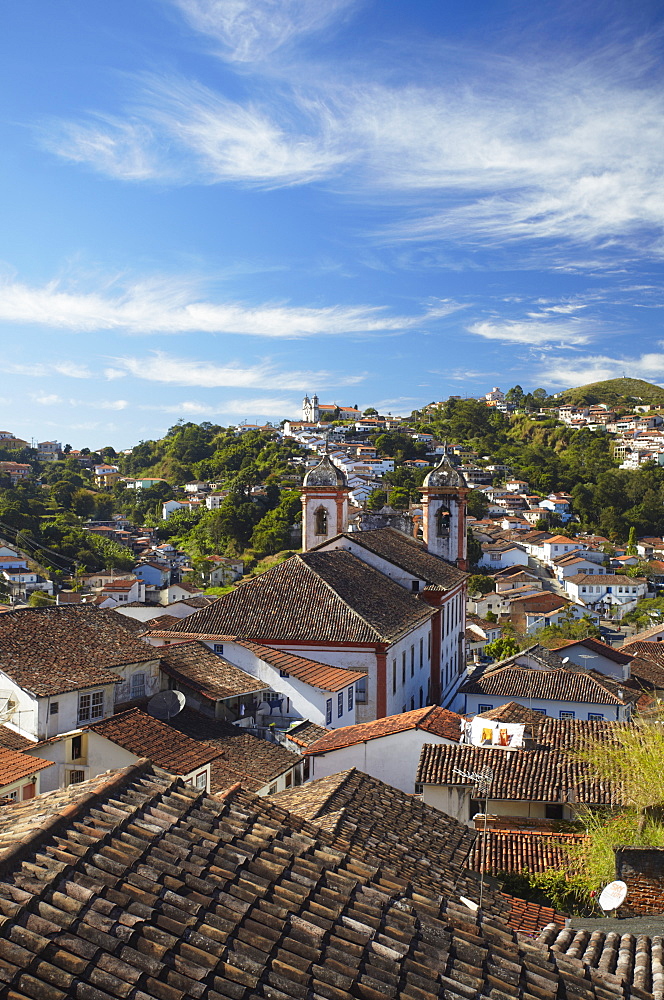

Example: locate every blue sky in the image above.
[1,0,663,448]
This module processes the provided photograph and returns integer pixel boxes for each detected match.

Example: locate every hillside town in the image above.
[1,384,664,999]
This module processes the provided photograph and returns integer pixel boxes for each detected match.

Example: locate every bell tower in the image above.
[420,452,469,569]
[301,454,349,550]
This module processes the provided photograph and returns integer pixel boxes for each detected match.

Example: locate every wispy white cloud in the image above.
[0,273,454,337]
[7,361,93,379]
[42,75,345,187]
[172,0,358,63]
[32,393,63,406]
[141,396,297,415]
[105,352,365,389]
[467,319,591,347]
[537,352,664,388]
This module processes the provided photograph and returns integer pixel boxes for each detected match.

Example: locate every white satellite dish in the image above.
[147,690,186,721]
[598,880,627,913]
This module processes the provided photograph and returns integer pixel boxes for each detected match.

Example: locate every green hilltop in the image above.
[557,377,664,407]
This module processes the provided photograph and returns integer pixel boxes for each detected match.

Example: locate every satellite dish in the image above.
[598,880,627,913]
[147,690,186,721]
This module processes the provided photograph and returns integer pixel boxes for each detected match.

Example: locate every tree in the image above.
[387,487,410,510]
[28,590,54,607]
[467,574,495,596]
[484,635,520,661]
[467,529,483,569]
[626,526,637,556]
[363,407,378,416]
[467,489,489,520]
[366,489,387,511]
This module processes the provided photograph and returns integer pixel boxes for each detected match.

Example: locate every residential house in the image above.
[0,745,53,801]
[0,606,161,739]
[24,707,219,793]
[564,573,649,618]
[170,708,304,794]
[214,639,366,730]
[552,551,607,582]
[159,580,206,605]
[416,719,618,825]
[158,640,270,724]
[99,577,146,605]
[466,613,502,662]
[133,561,170,588]
[302,705,462,792]
[0,462,31,484]
[37,440,61,462]
[461,644,638,721]
[478,541,528,571]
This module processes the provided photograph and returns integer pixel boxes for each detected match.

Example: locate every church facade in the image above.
[302,395,359,423]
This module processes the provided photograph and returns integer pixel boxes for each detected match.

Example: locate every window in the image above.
[419,687,423,708]
[478,704,493,712]
[68,770,85,785]
[268,783,277,795]
[348,685,353,712]
[285,772,292,788]
[326,699,332,725]
[559,711,575,720]
[419,638,423,669]
[427,633,431,661]
[213,643,224,654]
[71,735,83,760]
[5,789,18,802]
[402,652,406,686]
[410,646,415,677]
[279,669,289,678]
[196,771,206,789]
[78,690,104,724]
[545,804,564,820]
[338,692,343,718]
[410,697,415,711]
[411,580,420,592]
[588,712,604,720]
[314,507,328,536]
[436,506,450,538]
[49,701,59,716]
[392,660,397,695]
[131,672,146,699]
[356,677,367,703]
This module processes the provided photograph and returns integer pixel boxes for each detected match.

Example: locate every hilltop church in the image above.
[160,453,470,720]
[301,394,360,423]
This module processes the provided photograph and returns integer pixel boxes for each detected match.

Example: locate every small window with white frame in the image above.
[347,685,353,712]
[78,690,104,724]
[213,643,224,655]
[195,771,206,789]
[588,712,604,720]
[355,677,367,703]
[559,710,575,719]
[478,704,493,713]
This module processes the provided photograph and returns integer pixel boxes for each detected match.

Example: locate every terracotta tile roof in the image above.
[628,652,664,690]
[305,705,462,755]
[470,828,586,874]
[232,639,367,692]
[144,613,181,629]
[165,550,435,644]
[313,526,467,590]
[556,636,633,665]
[416,743,620,805]
[159,640,266,700]
[621,637,664,666]
[0,725,35,751]
[169,708,299,791]
[509,592,569,610]
[475,701,547,728]
[462,659,635,706]
[87,707,220,773]
[170,595,219,608]
[567,573,648,585]
[0,605,157,697]
[170,581,205,594]
[284,720,331,748]
[0,760,641,993]
[0,746,53,787]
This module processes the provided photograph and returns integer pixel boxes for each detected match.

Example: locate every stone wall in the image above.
[615,846,664,915]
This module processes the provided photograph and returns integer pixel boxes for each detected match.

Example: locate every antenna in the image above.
[147,690,185,721]
[453,765,493,910]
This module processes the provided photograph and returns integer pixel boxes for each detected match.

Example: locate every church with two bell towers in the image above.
[158,451,470,723]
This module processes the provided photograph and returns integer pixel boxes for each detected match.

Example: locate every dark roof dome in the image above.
[303,454,347,488]
[423,454,467,490]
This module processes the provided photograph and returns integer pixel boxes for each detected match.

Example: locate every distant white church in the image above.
[302,394,359,422]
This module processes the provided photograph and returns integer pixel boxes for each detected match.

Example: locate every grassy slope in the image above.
[557,377,664,407]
